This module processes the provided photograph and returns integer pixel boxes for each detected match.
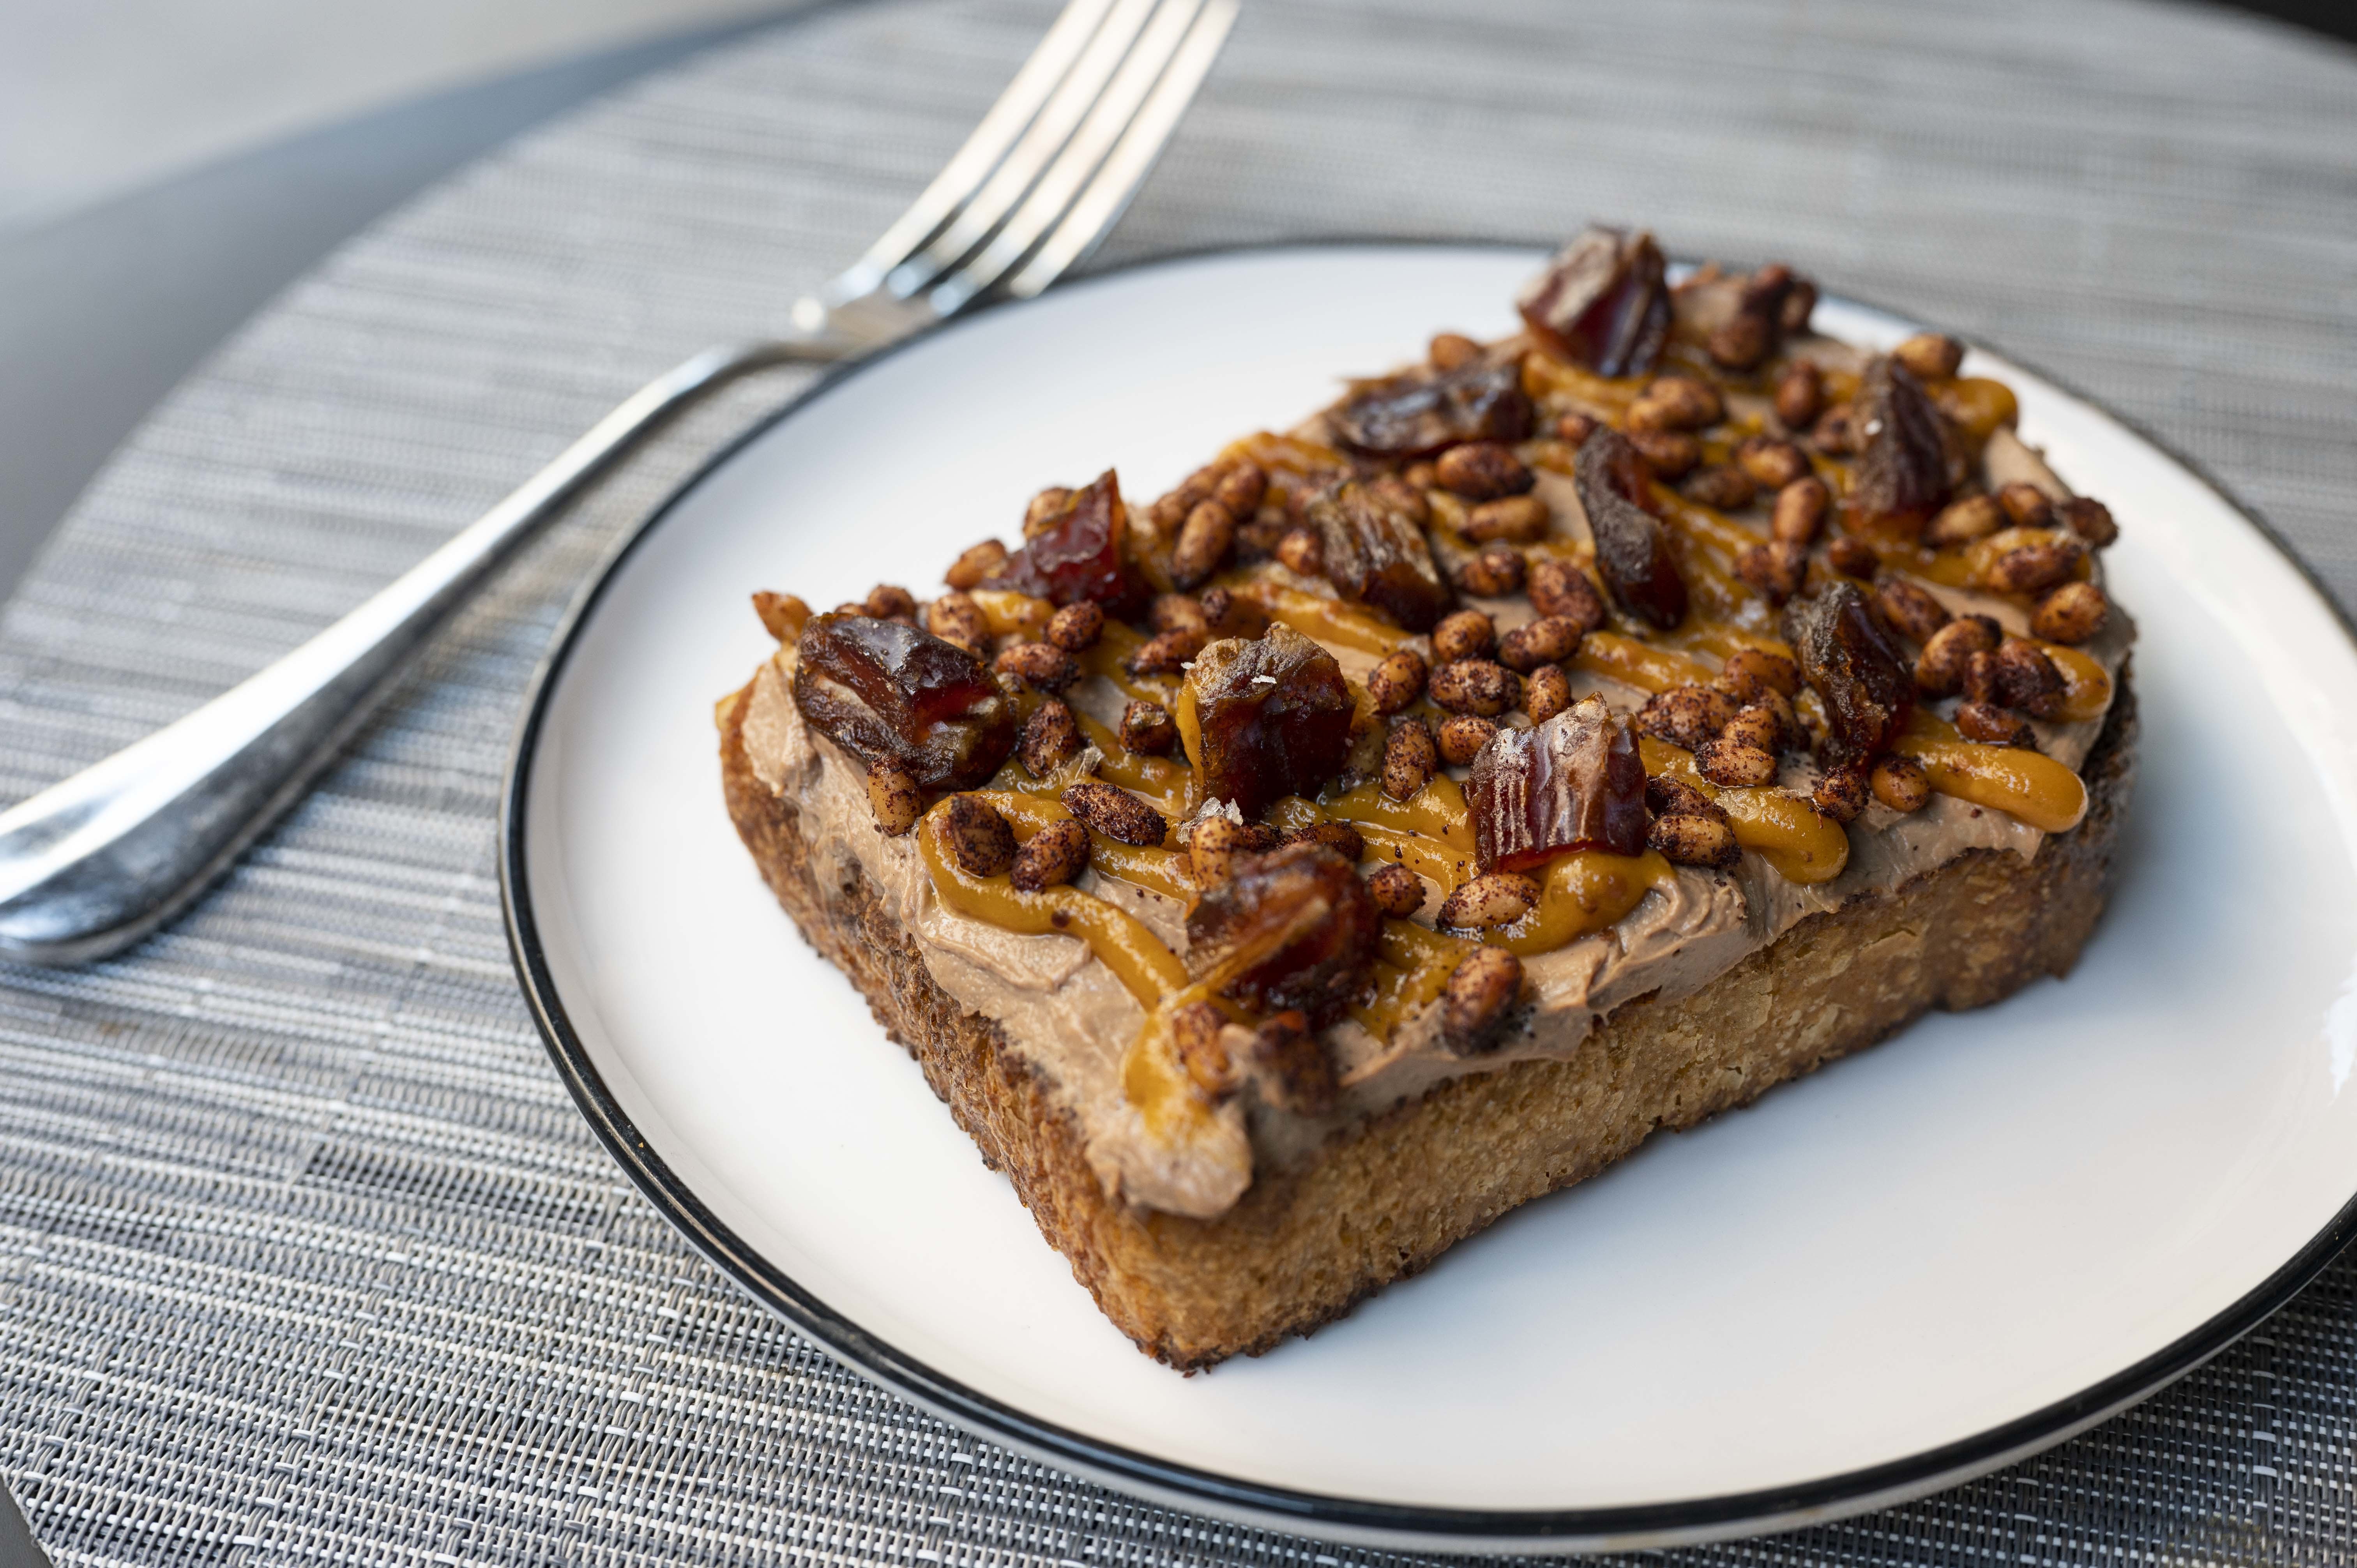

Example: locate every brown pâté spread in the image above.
[728,228,2133,1219]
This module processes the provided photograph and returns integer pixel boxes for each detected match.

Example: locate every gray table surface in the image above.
[2,0,2354,1563]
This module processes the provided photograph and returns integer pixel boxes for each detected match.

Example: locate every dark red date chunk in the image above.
[1306,479,1456,632]
[1182,625,1356,818]
[1330,359,1534,457]
[1851,358,1952,529]
[1468,695,1647,873]
[1574,427,1687,630]
[1515,225,1671,378]
[1186,842,1380,1028]
[1782,581,1915,768]
[792,613,1017,789]
[980,469,1147,618]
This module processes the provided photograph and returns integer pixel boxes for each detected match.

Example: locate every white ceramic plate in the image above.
[503,244,2357,1552]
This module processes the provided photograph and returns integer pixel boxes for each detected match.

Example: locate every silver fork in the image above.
[0,0,1239,966]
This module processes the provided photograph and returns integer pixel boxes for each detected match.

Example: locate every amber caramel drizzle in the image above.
[1892,712,2088,833]
[917,803,1188,1009]
[1637,736,1851,884]
[1350,920,1474,1042]
[1483,850,1675,955]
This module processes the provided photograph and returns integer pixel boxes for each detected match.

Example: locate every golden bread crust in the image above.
[720,669,2136,1370]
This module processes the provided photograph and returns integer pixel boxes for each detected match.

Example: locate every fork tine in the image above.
[928,0,1225,315]
[885,0,1161,298]
[824,0,1116,303]
[1003,0,1238,300]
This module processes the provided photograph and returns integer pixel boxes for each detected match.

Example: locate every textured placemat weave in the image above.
[3,0,2355,1562]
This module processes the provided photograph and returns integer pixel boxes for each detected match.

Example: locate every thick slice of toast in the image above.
[721,663,2135,1370]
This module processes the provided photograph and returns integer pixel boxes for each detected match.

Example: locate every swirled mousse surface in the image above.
[734,242,2133,1218]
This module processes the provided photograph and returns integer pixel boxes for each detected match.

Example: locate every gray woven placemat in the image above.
[4,0,2355,1561]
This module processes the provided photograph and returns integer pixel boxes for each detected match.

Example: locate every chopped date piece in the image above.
[1468,695,1648,873]
[979,470,1148,618]
[1515,225,1671,377]
[1186,842,1381,1029]
[1306,479,1455,630]
[1330,358,1534,457]
[1182,625,1357,818]
[1782,582,1915,768]
[1703,263,1808,372]
[1576,427,1688,629]
[1442,946,1525,1053]
[793,613,1017,789]
[1060,780,1166,847]
[1118,699,1178,755]
[1851,358,1953,528]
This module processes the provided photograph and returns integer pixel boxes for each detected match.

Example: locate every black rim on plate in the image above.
[499,240,2357,1550]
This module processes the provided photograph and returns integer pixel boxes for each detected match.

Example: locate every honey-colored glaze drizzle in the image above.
[1071,710,1192,800]
[1574,631,1719,694]
[1269,793,1475,892]
[1081,622,1179,708]
[918,804,1189,1010]
[1316,777,1476,852]
[1892,712,2088,833]
[1521,351,1645,415]
[1933,376,2019,443]
[1350,920,1474,1042]
[1479,849,1675,955]
[1637,736,1851,883]
[970,588,1055,641]
[976,791,1193,899]
[1667,620,1796,664]
[1227,577,1417,655]
[2039,643,2112,723]
[1653,488,1762,562]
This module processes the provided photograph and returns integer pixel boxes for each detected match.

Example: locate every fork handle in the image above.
[0,337,834,964]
